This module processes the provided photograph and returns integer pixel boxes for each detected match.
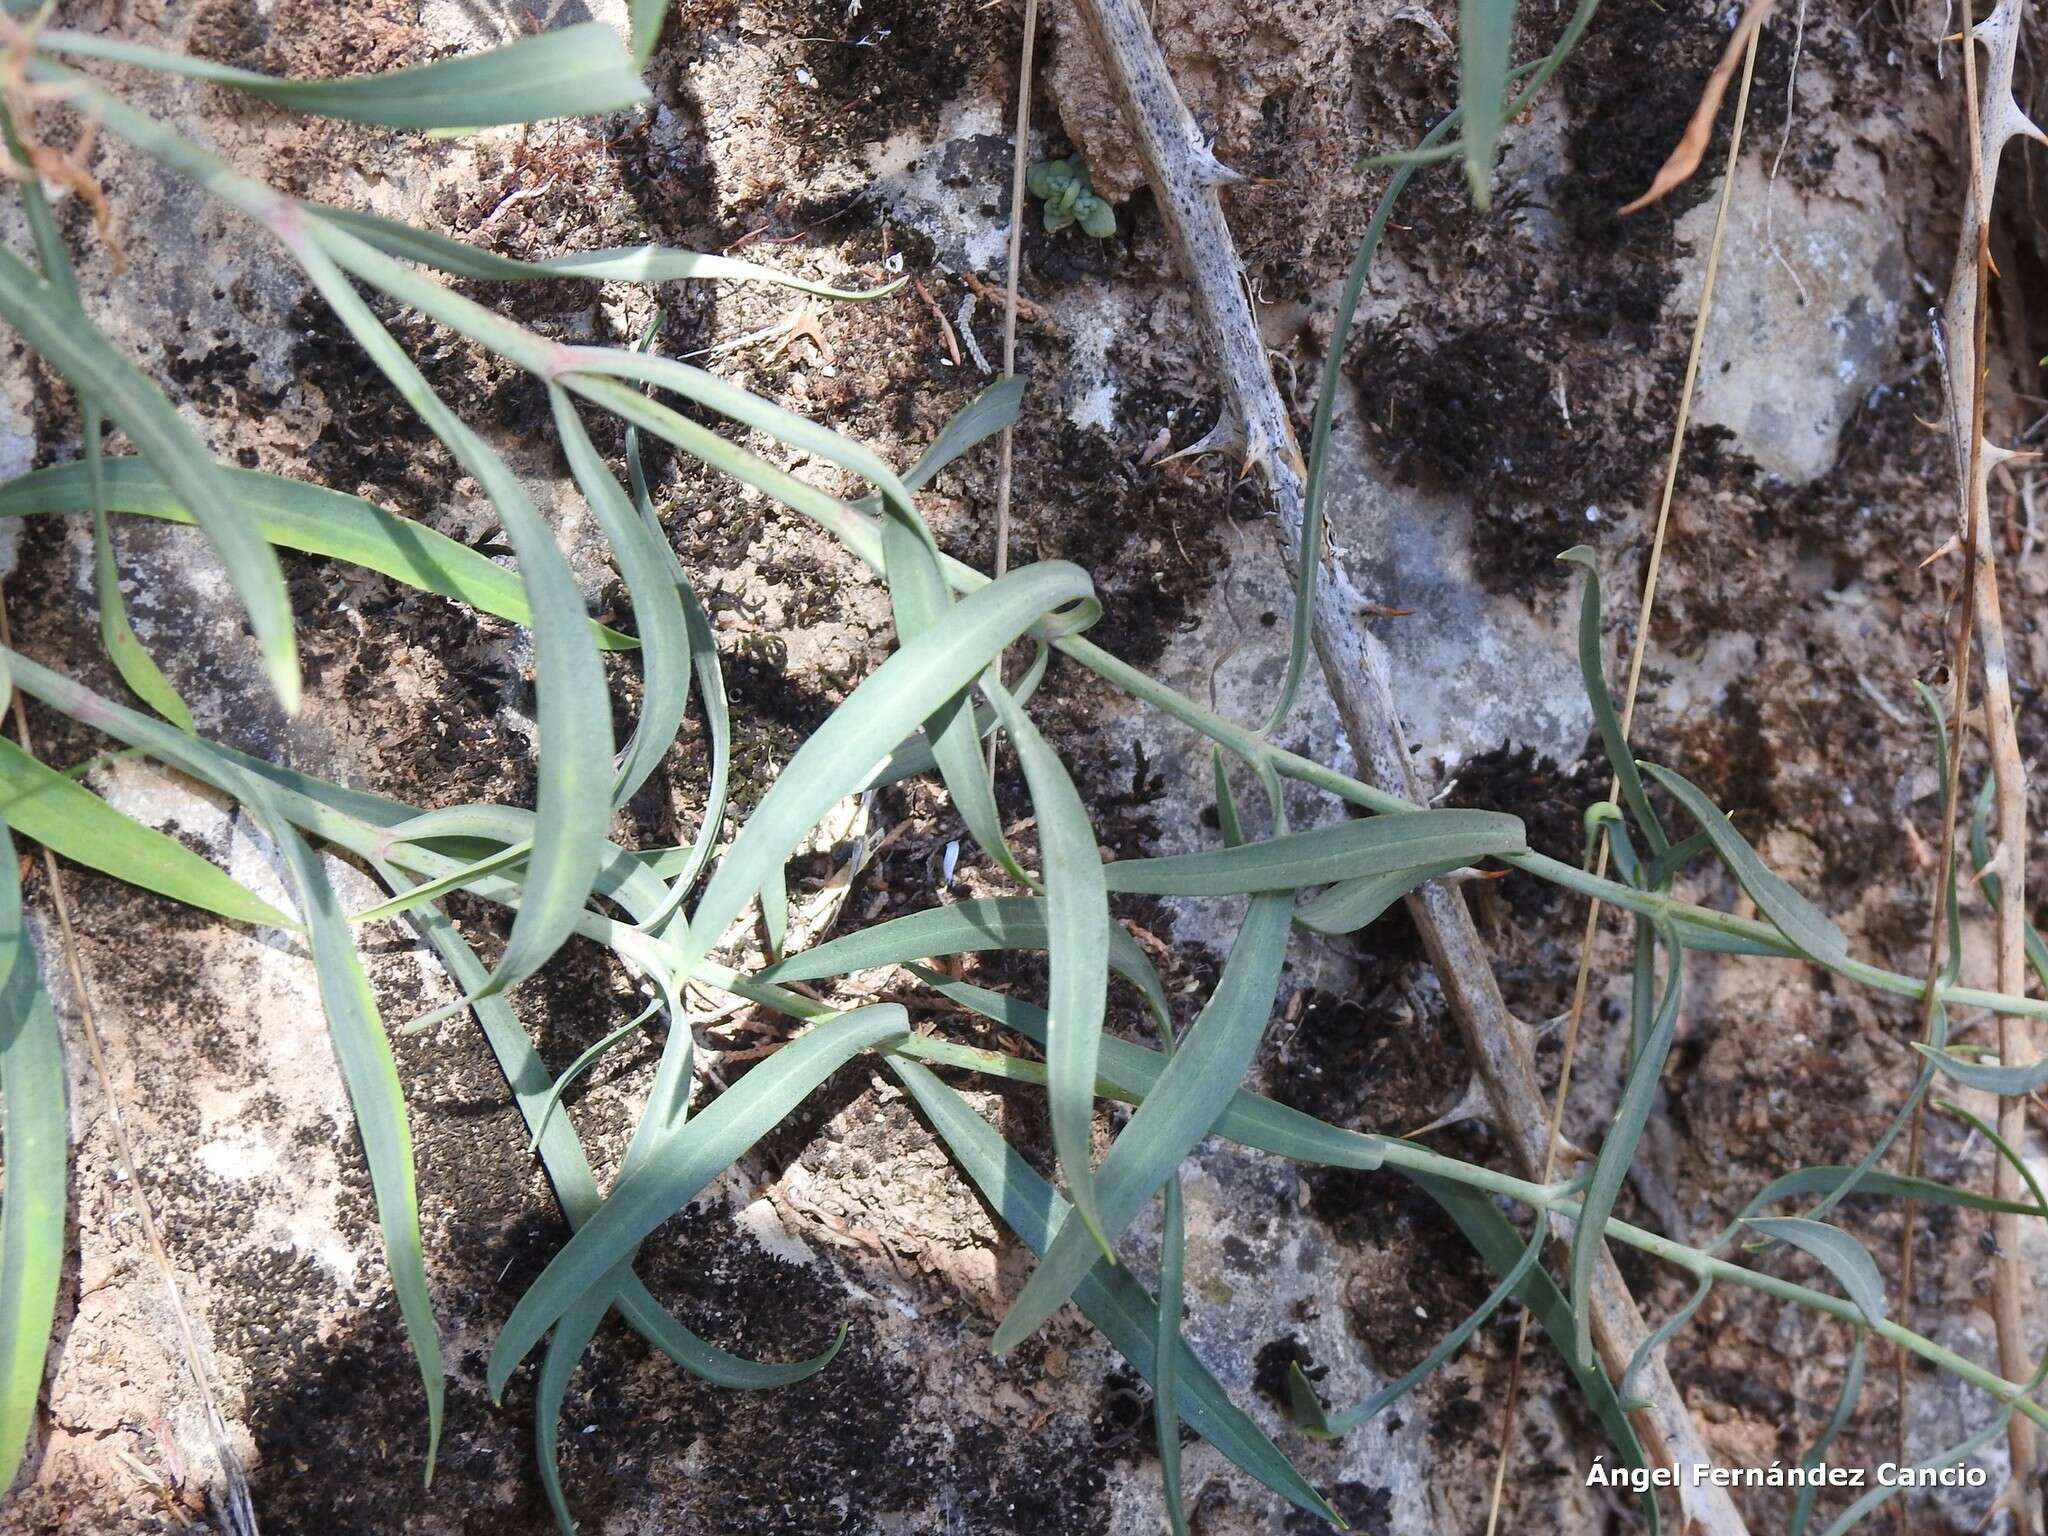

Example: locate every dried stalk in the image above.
[1063,0,1745,1528]
[0,591,259,1535]
[987,0,1038,779]
[1937,0,2042,1516]
[1487,26,1765,1534]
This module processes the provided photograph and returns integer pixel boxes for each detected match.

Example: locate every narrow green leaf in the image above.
[1410,1168,1659,1532]
[630,0,670,66]
[1789,1335,1867,1536]
[377,865,845,1385]
[39,23,650,129]
[3,103,192,729]
[0,738,294,929]
[1639,761,1849,968]
[1458,0,1516,205]
[1914,1041,2048,1096]
[888,1058,1340,1527]
[904,970,1391,1173]
[1816,1413,2010,1536]
[305,202,903,302]
[533,1289,611,1535]
[761,898,1162,1020]
[549,388,690,806]
[1154,1176,1189,1536]
[0,459,637,649]
[1557,547,1666,856]
[1741,1217,1887,1329]
[1616,1274,1710,1410]
[1293,857,1471,935]
[488,1007,908,1395]
[636,577,730,928]
[255,788,444,1472]
[1932,1099,2048,1221]
[680,562,1093,987]
[986,686,1113,1260]
[1571,919,1681,1369]
[85,420,195,729]
[0,246,298,707]
[761,862,789,963]
[0,656,443,1470]
[1101,809,1525,897]
[1293,1199,1549,1438]
[1742,1164,2045,1220]
[991,889,1290,1351]
[0,828,66,1496]
[289,238,613,998]
[855,375,1027,510]
[878,484,1029,887]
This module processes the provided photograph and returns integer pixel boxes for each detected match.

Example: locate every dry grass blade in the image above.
[1617,0,1776,214]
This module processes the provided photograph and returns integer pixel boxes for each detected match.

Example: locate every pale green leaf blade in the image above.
[39,22,649,129]
[0,247,298,707]
[87,435,195,730]
[289,240,614,997]
[488,1006,908,1394]
[887,1057,1341,1527]
[1101,809,1525,897]
[1639,761,1849,968]
[1558,547,1667,856]
[387,864,842,1389]
[1459,0,1516,205]
[905,970,1391,1172]
[1154,1176,1189,1536]
[0,459,637,650]
[877,510,1028,886]
[549,387,690,806]
[1915,1042,2048,1096]
[254,793,444,1471]
[0,829,66,1496]
[854,375,1027,510]
[1742,1163,2045,1220]
[681,562,1093,983]
[1409,1168,1659,1531]
[1742,1217,1887,1328]
[1788,1335,1866,1536]
[305,202,904,301]
[1293,1203,1548,1438]
[0,738,294,929]
[1570,919,1681,1369]
[630,0,669,65]
[985,687,1112,1258]
[633,576,731,921]
[991,889,1291,1351]
[1292,856,1471,935]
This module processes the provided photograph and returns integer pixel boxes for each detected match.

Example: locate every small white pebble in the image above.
[1585,505,1601,522]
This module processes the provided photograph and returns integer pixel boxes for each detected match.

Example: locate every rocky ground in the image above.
[4,0,2048,1531]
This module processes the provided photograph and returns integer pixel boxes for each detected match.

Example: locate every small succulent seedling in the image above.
[1027,156,1116,238]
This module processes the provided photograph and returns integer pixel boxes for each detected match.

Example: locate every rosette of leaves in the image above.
[1028,155,1117,237]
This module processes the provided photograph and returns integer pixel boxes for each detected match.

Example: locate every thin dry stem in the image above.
[1934,0,2041,1516]
[1065,0,1745,1527]
[987,0,1037,778]
[0,588,256,1534]
[1484,24,1764,1534]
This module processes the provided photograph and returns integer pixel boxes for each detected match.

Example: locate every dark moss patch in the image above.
[1350,324,1641,586]
[1449,742,1601,917]
[1557,0,1792,280]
